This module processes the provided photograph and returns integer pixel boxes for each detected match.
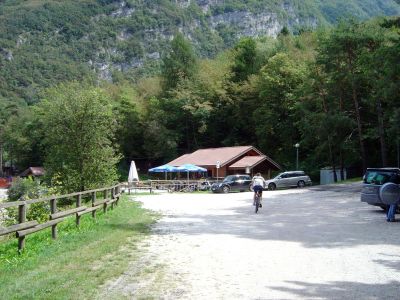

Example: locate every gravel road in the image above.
[101,183,400,299]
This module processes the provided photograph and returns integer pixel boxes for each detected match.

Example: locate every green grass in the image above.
[0,195,159,300]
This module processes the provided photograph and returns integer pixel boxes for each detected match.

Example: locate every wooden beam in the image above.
[50,206,87,220]
[16,218,65,238]
[0,221,38,236]
[92,199,110,207]
[76,205,102,217]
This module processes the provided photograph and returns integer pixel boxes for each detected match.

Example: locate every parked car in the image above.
[211,175,252,193]
[264,171,312,190]
[360,168,400,211]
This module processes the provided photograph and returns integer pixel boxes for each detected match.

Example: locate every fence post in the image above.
[111,188,115,210]
[17,202,27,253]
[116,185,120,206]
[91,192,96,218]
[76,194,82,226]
[50,198,57,239]
[103,189,107,213]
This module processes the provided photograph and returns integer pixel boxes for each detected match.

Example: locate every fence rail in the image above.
[0,184,122,252]
[124,180,216,193]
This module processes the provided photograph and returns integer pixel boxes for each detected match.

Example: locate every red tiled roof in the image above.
[229,156,267,168]
[168,146,260,167]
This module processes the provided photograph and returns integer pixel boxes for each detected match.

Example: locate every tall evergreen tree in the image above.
[161,33,197,93]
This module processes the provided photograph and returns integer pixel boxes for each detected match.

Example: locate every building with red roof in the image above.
[168,146,281,178]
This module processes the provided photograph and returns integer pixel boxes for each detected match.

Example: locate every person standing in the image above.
[386,173,399,222]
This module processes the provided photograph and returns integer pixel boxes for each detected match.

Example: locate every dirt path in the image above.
[101,184,400,299]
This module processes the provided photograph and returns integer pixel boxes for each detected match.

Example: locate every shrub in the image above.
[5,178,52,225]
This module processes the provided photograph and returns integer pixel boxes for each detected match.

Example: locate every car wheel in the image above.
[297,180,305,188]
[268,183,276,191]
[222,186,230,193]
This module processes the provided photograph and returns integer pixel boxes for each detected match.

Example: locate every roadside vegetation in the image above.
[1,17,399,184]
[0,195,158,299]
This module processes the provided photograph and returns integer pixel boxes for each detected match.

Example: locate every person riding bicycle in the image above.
[252,173,266,207]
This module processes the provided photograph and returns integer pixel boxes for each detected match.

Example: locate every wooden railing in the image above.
[124,180,216,193]
[0,184,122,252]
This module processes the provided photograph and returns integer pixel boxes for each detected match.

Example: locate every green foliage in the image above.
[231,37,258,82]
[1,0,400,182]
[7,177,41,202]
[36,82,121,192]
[161,33,198,92]
[6,177,52,225]
[2,107,44,170]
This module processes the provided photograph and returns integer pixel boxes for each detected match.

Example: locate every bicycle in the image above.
[254,191,262,213]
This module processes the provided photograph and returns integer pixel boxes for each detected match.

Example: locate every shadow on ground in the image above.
[148,185,400,249]
[269,280,400,299]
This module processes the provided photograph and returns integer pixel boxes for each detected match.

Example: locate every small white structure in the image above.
[320,167,347,185]
[128,161,139,183]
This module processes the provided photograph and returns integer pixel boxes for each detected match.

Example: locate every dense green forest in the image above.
[1,0,399,103]
[0,1,399,188]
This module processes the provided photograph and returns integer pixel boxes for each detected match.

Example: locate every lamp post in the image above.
[397,137,399,168]
[216,161,220,183]
[295,143,300,170]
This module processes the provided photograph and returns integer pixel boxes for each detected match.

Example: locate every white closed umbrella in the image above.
[128,161,139,183]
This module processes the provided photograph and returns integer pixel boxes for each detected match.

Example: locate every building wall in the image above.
[196,149,279,179]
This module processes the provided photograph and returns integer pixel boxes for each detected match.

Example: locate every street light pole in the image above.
[295,143,300,170]
[397,137,399,168]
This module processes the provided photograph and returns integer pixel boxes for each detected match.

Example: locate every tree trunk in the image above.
[351,85,367,172]
[376,98,387,167]
[332,164,338,182]
[345,48,367,172]
[340,150,345,181]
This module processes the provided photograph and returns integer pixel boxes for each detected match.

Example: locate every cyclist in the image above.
[252,173,266,207]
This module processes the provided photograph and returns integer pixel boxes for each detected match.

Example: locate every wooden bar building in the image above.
[168,146,281,178]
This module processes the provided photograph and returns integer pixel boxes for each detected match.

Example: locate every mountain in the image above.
[0,0,399,103]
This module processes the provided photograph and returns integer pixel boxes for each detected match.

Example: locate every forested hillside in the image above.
[0,1,399,185]
[1,0,399,104]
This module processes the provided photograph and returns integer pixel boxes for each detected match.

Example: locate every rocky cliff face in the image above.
[1,0,399,85]
[95,0,320,80]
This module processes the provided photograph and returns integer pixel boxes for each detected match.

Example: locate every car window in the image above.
[364,171,393,185]
[223,175,236,182]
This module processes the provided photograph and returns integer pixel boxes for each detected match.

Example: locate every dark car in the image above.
[211,174,252,193]
[360,168,400,211]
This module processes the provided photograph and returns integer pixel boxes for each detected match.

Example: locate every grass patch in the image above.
[0,195,159,299]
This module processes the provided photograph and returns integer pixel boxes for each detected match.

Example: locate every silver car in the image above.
[265,171,312,190]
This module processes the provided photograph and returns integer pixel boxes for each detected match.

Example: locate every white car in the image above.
[265,171,312,190]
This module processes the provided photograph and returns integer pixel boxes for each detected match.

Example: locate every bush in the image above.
[7,177,42,202]
[5,178,52,225]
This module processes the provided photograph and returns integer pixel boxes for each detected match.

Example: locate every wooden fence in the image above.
[0,184,122,253]
[125,180,216,193]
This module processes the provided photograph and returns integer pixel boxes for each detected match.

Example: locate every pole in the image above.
[397,137,399,168]
[296,147,299,170]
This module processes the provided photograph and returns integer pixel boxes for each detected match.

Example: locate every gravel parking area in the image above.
[102,183,400,299]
